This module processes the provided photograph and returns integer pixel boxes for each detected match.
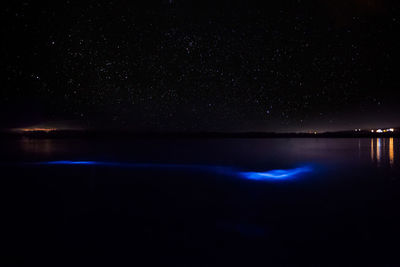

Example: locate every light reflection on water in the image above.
[370,138,396,168]
[12,137,400,170]
[20,137,54,155]
[390,138,394,167]
[371,138,374,162]
[377,138,381,165]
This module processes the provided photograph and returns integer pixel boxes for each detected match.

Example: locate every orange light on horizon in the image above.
[20,128,57,132]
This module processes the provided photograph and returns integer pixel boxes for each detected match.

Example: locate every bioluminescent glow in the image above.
[35,161,313,181]
[46,161,98,165]
[39,161,225,170]
[240,166,312,181]
[37,161,235,174]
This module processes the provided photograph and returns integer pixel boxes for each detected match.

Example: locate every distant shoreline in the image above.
[1,130,399,139]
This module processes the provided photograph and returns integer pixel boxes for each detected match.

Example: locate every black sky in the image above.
[2,0,400,132]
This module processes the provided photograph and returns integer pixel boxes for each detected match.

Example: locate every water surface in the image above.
[2,138,400,265]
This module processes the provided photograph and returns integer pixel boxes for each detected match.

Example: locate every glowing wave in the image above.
[47,161,98,165]
[240,166,312,180]
[37,161,313,181]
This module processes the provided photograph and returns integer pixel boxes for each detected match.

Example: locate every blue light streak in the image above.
[46,161,98,165]
[240,166,312,181]
[36,161,313,181]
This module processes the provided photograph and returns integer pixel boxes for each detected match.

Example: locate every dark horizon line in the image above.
[1,129,399,139]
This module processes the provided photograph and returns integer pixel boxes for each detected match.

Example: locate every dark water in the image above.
[2,138,400,265]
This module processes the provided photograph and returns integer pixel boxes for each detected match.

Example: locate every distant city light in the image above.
[20,128,57,132]
[370,128,395,133]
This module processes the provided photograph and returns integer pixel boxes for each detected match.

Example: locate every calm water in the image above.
[2,138,400,265]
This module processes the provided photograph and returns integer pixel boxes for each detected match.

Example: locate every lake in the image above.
[2,138,400,265]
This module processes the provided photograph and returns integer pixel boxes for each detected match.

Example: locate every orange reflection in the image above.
[376,138,381,164]
[20,138,55,155]
[370,138,374,162]
[389,137,394,167]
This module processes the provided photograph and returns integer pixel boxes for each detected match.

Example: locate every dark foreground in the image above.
[2,138,400,265]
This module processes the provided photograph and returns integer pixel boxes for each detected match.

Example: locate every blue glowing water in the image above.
[3,138,400,263]
[240,166,312,180]
[47,161,98,165]
[38,160,313,181]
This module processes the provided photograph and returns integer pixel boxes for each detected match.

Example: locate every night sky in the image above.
[2,0,400,132]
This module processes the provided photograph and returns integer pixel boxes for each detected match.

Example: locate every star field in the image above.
[2,0,400,132]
